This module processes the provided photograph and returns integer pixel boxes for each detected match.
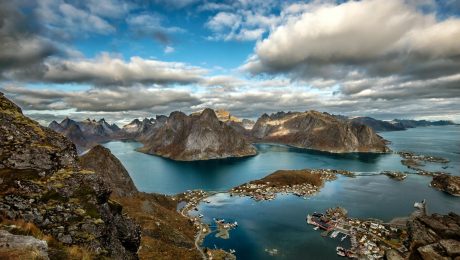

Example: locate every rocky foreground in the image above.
[0,93,213,259]
[405,212,460,259]
[138,108,257,161]
[251,111,390,153]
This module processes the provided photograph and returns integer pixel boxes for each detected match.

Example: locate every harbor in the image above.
[307,206,412,259]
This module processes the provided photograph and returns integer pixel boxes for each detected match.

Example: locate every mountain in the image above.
[138,108,257,160]
[49,117,121,153]
[251,111,389,153]
[392,119,457,128]
[120,116,167,141]
[0,92,141,259]
[350,117,406,132]
[80,145,138,197]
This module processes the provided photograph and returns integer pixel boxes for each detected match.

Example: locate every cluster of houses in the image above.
[308,207,408,259]
[230,182,321,201]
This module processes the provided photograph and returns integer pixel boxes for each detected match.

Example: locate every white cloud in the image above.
[245,0,460,72]
[164,46,175,54]
[38,53,207,85]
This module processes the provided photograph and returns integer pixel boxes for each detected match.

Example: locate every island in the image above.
[230,169,354,201]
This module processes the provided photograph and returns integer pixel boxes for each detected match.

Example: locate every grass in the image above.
[252,169,325,187]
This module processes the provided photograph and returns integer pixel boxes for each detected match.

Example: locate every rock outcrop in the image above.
[138,108,257,161]
[1,93,78,173]
[0,230,49,259]
[431,174,460,196]
[406,212,460,259]
[80,145,138,197]
[0,93,141,259]
[251,111,389,153]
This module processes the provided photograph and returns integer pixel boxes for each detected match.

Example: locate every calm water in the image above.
[104,125,460,259]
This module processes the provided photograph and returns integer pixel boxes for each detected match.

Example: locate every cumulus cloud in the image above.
[0,2,58,73]
[3,85,201,112]
[204,1,280,41]
[126,13,185,46]
[36,0,116,39]
[6,53,208,86]
[244,0,460,75]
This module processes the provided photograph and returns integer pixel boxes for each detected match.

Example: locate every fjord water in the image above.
[104,125,460,259]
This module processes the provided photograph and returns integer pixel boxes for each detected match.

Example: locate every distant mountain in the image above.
[138,108,257,160]
[120,116,167,141]
[48,117,121,153]
[251,111,389,153]
[350,117,406,132]
[392,119,457,128]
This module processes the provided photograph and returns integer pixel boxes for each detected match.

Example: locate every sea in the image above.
[104,125,460,259]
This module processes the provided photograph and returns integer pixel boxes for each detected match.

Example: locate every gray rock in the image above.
[0,230,48,259]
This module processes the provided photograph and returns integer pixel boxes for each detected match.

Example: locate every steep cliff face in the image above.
[80,145,138,197]
[138,108,257,161]
[251,111,389,153]
[0,93,141,259]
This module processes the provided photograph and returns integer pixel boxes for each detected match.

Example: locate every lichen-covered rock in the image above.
[138,108,257,161]
[251,111,390,153]
[0,230,49,259]
[0,92,79,173]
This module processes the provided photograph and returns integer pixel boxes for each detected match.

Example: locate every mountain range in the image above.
[47,109,456,160]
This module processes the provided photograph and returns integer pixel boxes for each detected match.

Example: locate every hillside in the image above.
[251,111,389,153]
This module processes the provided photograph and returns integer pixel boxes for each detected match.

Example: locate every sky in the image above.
[1,0,460,125]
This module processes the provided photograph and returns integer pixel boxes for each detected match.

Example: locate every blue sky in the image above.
[1,0,460,125]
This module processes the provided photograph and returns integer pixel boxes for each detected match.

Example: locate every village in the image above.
[307,206,411,259]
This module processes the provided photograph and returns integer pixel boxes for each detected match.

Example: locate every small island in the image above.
[230,169,354,201]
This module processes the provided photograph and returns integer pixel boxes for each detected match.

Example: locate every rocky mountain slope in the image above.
[80,145,138,197]
[138,108,257,160]
[251,111,390,153]
[0,92,141,259]
[79,145,204,259]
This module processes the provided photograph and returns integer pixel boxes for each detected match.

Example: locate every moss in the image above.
[40,190,68,203]
[81,202,100,219]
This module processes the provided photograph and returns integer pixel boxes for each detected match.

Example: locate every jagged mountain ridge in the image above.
[138,108,257,161]
[251,111,389,153]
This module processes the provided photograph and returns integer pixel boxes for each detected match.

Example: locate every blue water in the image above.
[104,125,460,259]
